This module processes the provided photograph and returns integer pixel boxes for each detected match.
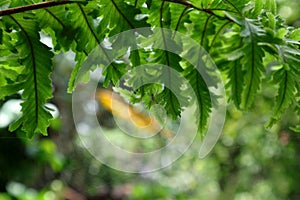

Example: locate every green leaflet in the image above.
[2,14,54,137]
[169,2,191,34]
[150,30,184,119]
[292,83,300,132]
[138,54,184,120]
[251,0,263,18]
[226,60,243,108]
[182,36,221,136]
[261,9,299,128]
[215,0,251,15]
[0,82,23,99]
[189,10,215,47]
[123,1,187,120]
[102,62,128,87]
[266,67,296,128]
[67,2,100,92]
[289,28,300,41]
[0,26,20,66]
[121,63,184,120]
[156,87,181,120]
[240,18,265,110]
[240,42,265,110]
[266,44,300,127]
[0,0,11,7]
[69,2,100,53]
[0,0,299,138]
[0,67,20,81]
[265,0,277,14]
[101,0,150,36]
[34,6,75,51]
[147,0,171,28]
[211,25,243,108]
[67,0,150,91]
[184,63,212,138]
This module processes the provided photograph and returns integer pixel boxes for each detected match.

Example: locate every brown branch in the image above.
[164,0,235,22]
[0,0,88,16]
[164,0,194,8]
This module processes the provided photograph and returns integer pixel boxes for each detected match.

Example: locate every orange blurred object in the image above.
[95,89,173,139]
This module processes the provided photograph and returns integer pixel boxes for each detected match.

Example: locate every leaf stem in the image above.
[200,15,213,46]
[8,15,39,125]
[174,7,190,34]
[0,0,88,16]
[208,21,232,52]
[164,0,235,22]
[76,4,118,72]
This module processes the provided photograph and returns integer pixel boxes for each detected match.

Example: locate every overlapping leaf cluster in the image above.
[0,0,299,137]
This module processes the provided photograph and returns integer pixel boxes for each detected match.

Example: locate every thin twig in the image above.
[0,0,88,16]
[164,0,235,22]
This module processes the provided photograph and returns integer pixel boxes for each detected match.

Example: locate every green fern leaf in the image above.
[240,18,265,109]
[267,44,300,127]
[184,64,211,137]
[0,82,23,99]
[147,0,171,28]
[289,28,300,41]
[152,35,184,119]
[265,0,277,14]
[226,60,244,108]
[0,0,10,7]
[214,0,251,15]
[156,87,181,120]
[67,1,150,91]
[67,2,100,92]
[100,0,150,36]
[181,43,216,136]
[169,3,191,33]
[35,6,75,51]
[3,14,54,137]
[266,66,296,128]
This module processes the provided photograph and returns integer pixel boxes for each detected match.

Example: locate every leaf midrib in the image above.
[9,15,39,129]
[243,20,256,108]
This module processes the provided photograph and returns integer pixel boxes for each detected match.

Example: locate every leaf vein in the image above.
[9,15,39,126]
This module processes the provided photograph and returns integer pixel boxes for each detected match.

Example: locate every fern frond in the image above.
[35,6,75,51]
[240,18,265,109]
[156,87,181,120]
[67,1,150,91]
[267,44,300,127]
[215,0,251,15]
[226,60,244,108]
[184,63,211,137]
[0,82,23,99]
[266,66,296,128]
[169,3,191,34]
[4,14,54,137]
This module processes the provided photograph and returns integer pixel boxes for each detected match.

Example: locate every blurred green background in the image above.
[0,1,299,199]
